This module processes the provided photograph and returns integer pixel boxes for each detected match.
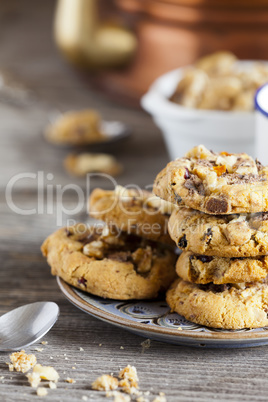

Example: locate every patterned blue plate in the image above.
[57,277,268,348]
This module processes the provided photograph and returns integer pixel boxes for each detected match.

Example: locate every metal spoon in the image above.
[0,302,59,352]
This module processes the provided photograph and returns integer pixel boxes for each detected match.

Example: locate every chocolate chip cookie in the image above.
[89,186,176,246]
[41,224,177,300]
[176,251,268,284]
[154,145,268,214]
[45,109,106,146]
[166,277,268,329]
[169,207,268,257]
[64,153,123,177]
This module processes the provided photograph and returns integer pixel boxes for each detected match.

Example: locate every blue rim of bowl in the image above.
[255,82,268,118]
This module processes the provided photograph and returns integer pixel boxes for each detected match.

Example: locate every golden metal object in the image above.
[54,0,137,69]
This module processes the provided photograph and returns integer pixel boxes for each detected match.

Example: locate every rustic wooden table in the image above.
[0,1,268,401]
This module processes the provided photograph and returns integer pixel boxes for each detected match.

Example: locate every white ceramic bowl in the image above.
[255,83,268,164]
[141,63,256,160]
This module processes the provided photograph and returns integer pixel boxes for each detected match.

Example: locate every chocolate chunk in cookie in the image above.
[205,197,229,214]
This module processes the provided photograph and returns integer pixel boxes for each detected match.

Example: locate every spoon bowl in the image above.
[0,302,59,352]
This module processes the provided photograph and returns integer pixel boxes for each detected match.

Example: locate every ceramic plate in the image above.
[57,277,268,348]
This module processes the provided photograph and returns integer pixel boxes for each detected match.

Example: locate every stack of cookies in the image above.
[154,145,268,330]
[42,186,177,300]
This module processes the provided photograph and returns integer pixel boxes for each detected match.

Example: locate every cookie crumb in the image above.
[114,393,131,402]
[152,395,166,402]
[120,346,124,350]
[92,375,118,391]
[27,372,41,388]
[99,344,102,347]
[106,391,130,402]
[35,348,44,352]
[36,387,48,397]
[41,341,48,345]
[33,364,59,382]
[8,350,36,373]
[136,397,149,402]
[118,379,139,395]
[82,396,88,401]
[79,347,84,352]
[66,377,76,384]
[118,365,139,389]
[141,339,151,353]
[177,327,182,331]
[49,381,57,389]
[72,367,76,370]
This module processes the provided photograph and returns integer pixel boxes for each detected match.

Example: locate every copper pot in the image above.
[67,0,268,106]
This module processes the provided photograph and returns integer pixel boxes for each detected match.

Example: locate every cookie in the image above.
[176,251,268,285]
[170,51,268,111]
[166,278,268,329]
[89,186,176,245]
[45,109,106,146]
[169,207,268,257]
[195,51,237,76]
[154,144,268,214]
[64,153,123,177]
[41,224,177,300]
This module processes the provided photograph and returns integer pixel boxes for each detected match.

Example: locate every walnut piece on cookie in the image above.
[41,224,177,300]
[64,153,123,177]
[8,350,36,373]
[154,145,268,214]
[89,186,175,245]
[44,109,106,145]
